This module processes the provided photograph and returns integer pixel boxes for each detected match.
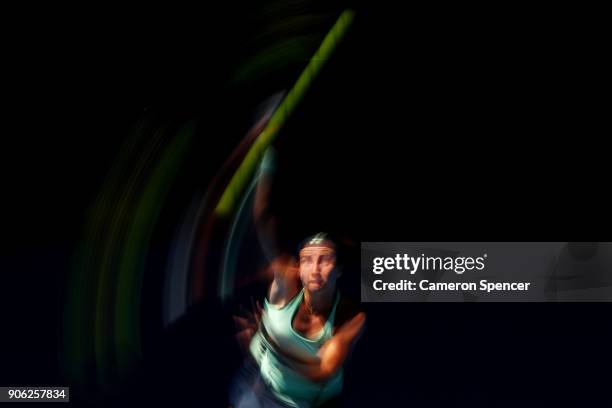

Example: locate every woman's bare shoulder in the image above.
[266,255,301,306]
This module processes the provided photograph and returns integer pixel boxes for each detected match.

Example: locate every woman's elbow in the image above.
[306,365,338,383]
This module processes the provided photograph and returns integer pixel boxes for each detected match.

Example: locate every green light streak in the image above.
[215,9,354,216]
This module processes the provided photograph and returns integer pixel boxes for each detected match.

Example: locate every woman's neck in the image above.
[303,285,335,315]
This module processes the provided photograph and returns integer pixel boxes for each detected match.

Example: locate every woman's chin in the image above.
[307,282,323,291]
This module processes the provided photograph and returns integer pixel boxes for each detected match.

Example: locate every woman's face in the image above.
[298,245,338,292]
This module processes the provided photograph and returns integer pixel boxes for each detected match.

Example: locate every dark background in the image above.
[2,1,611,406]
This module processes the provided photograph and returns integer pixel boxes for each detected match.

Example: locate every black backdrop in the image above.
[2,1,611,406]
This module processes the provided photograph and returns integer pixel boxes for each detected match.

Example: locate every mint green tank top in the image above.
[249,288,343,408]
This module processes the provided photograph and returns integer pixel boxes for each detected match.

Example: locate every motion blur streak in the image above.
[63,122,194,390]
[61,7,355,402]
[215,9,354,217]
